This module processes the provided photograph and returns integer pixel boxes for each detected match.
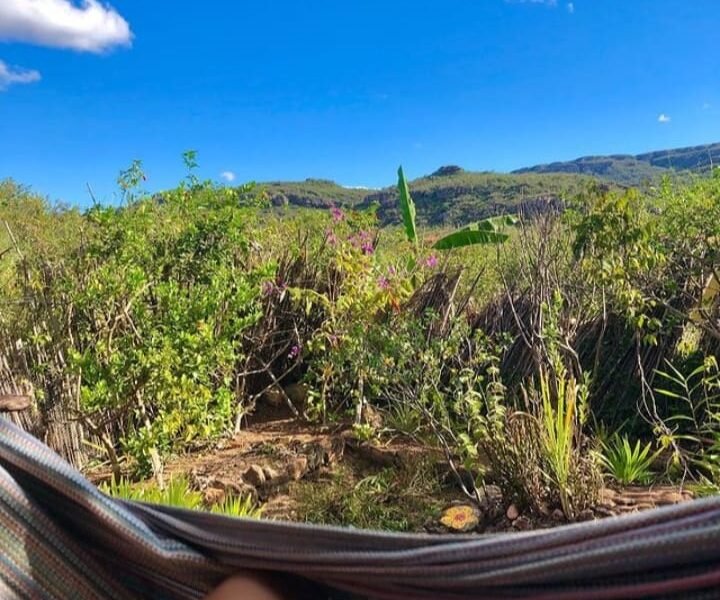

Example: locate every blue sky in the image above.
[1,0,719,205]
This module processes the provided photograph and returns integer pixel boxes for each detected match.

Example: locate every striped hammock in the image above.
[2,417,720,600]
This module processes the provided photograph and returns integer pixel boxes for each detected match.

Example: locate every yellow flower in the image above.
[439,505,478,531]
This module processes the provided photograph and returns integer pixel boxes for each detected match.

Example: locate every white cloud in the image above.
[0,60,41,90]
[567,2,575,13]
[658,113,671,123]
[220,171,236,183]
[0,0,132,53]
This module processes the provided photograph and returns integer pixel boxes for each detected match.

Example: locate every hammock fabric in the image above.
[2,417,720,600]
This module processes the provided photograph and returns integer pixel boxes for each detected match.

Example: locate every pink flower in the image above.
[288,344,301,359]
[326,229,338,246]
[330,206,345,223]
[377,276,390,290]
[425,254,439,269]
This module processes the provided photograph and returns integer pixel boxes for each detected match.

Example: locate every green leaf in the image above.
[433,216,516,250]
[459,215,519,233]
[397,166,417,244]
[433,229,509,250]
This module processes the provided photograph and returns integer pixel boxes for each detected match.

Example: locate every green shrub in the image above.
[6,162,720,510]
[36,173,274,474]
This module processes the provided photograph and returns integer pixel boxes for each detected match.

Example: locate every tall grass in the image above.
[537,368,578,519]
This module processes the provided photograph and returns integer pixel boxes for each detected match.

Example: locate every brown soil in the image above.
[95,410,697,533]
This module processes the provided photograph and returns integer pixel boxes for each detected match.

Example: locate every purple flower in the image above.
[425,254,439,269]
[348,230,375,254]
[377,276,390,290]
[288,344,301,360]
[330,206,345,223]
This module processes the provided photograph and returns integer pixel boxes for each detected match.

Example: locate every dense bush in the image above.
[3,162,720,513]
[1,170,274,475]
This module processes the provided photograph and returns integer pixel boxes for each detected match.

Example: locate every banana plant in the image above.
[433,215,518,250]
[396,165,516,251]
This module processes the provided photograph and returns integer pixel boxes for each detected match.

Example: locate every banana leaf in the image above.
[433,215,518,250]
[397,166,417,244]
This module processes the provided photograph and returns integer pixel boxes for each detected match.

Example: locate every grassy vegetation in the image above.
[3,155,720,526]
[295,460,444,531]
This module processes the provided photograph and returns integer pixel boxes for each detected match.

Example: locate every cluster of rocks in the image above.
[191,437,344,505]
[434,485,695,535]
[594,486,693,517]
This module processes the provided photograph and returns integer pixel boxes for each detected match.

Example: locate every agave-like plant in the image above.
[100,475,203,510]
[599,434,662,485]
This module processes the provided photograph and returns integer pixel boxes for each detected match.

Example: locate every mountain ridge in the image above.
[513,141,720,185]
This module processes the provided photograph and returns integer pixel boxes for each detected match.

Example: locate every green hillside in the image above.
[254,142,720,226]
[514,142,720,185]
